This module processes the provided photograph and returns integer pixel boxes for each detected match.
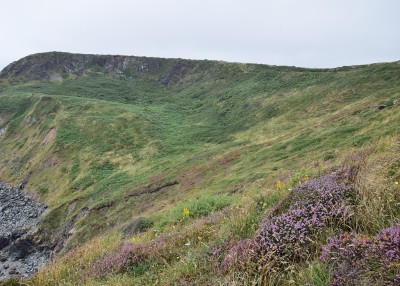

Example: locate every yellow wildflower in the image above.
[395,181,399,186]
[276,180,282,191]
[263,202,267,208]
[183,206,190,217]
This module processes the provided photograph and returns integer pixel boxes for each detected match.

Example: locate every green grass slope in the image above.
[0,52,399,285]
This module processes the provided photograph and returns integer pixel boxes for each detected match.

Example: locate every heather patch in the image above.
[222,167,357,275]
[88,210,225,280]
[321,222,400,285]
[89,237,166,278]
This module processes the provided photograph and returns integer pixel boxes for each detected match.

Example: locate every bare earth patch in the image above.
[42,128,56,145]
[40,154,60,169]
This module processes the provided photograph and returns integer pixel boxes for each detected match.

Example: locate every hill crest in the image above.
[0,52,200,84]
[2,51,395,83]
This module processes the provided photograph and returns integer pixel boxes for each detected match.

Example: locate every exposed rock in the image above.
[0,52,197,85]
[0,237,9,250]
[49,72,62,82]
[52,207,89,253]
[25,115,36,124]
[0,181,51,280]
[159,62,192,85]
[41,128,56,145]
[124,180,179,198]
[378,104,387,110]
[66,201,77,214]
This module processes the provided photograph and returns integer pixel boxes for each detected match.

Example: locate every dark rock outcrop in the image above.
[52,207,89,253]
[0,181,50,280]
[0,52,196,85]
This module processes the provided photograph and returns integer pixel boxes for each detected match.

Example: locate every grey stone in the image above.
[0,181,51,280]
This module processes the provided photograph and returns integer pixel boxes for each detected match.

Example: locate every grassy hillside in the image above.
[0,53,399,285]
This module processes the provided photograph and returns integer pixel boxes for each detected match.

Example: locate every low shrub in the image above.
[88,210,226,280]
[321,222,400,285]
[222,167,356,276]
[89,233,182,279]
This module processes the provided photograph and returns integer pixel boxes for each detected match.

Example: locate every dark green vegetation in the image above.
[0,52,399,285]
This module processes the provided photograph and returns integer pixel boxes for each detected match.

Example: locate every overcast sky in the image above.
[1,0,399,70]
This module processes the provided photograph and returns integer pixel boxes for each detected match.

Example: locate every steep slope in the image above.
[0,52,399,283]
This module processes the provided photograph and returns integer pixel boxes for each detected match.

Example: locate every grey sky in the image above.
[1,0,399,70]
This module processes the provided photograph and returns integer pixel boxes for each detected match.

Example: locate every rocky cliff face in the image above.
[0,181,50,280]
[0,52,196,85]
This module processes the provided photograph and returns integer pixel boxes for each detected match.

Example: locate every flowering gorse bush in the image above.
[222,168,356,273]
[321,222,400,285]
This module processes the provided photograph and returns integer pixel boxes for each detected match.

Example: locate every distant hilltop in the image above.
[1,51,392,84]
[0,52,200,85]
